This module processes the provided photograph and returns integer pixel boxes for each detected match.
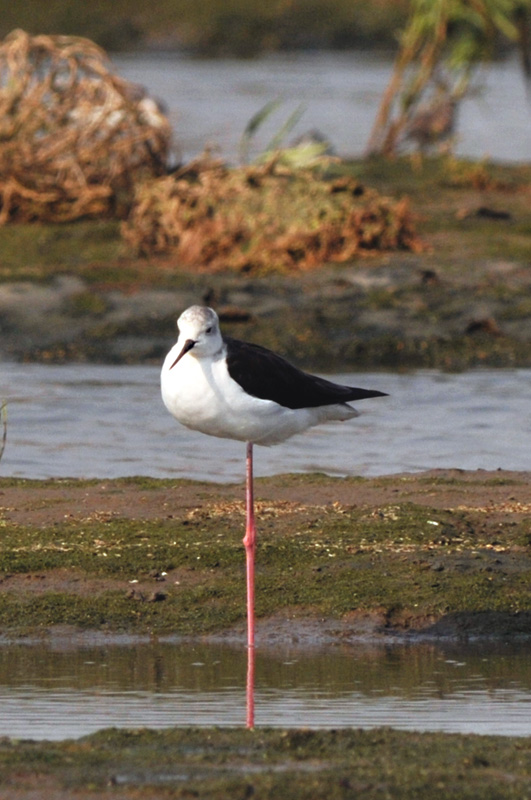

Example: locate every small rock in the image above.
[148,591,167,603]
[126,588,145,601]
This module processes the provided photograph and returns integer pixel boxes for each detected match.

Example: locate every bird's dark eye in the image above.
[206,326,213,334]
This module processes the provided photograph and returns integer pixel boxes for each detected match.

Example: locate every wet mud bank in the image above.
[0,469,529,642]
[2,260,531,370]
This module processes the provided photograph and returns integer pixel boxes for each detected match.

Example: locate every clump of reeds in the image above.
[0,29,171,223]
[122,156,423,272]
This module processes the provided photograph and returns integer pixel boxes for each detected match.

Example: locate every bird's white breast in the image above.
[161,345,283,443]
[161,344,359,446]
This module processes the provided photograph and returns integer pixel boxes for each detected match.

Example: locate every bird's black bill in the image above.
[170,339,196,369]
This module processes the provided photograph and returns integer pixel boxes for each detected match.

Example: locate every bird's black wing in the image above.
[224,337,387,410]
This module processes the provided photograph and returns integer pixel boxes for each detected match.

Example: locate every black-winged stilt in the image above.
[161,305,387,653]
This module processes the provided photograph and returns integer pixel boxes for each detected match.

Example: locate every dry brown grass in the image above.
[122,157,424,272]
[0,29,171,223]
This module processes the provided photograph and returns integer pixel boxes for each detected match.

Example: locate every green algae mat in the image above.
[0,727,529,799]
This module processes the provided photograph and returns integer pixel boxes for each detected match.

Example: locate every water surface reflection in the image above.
[1,639,529,740]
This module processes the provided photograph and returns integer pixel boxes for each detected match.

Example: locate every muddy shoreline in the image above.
[1,157,531,370]
[2,258,531,370]
[1,469,530,642]
[0,475,529,797]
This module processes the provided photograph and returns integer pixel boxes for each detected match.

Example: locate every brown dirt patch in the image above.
[2,469,531,529]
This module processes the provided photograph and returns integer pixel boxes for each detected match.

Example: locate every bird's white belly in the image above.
[161,347,359,446]
[161,349,298,444]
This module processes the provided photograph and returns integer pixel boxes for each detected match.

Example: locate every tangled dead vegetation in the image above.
[122,157,424,272]
[0,29,171,223]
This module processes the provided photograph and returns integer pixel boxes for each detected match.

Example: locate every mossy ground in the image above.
[0,727,529,799]
[1,472,530,637]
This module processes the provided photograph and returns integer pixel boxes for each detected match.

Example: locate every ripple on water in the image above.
[1,365,530,480]
[0,639,529,739]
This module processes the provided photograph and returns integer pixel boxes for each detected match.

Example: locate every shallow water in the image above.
[1,364,530,481]
[112,50,531,164]
[0,639,529,740]
[1,363,530,739]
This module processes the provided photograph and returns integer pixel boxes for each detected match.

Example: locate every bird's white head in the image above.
[170,305,223,369]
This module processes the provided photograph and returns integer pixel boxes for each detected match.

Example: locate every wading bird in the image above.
[161,305,387,652]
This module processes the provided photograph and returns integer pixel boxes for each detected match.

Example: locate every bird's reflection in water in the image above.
[246,644,255,729]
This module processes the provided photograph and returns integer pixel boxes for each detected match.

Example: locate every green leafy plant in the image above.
[239,99,307,164]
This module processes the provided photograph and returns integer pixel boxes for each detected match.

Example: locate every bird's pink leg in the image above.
[243,441,256,651]
[243,441,256,728]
